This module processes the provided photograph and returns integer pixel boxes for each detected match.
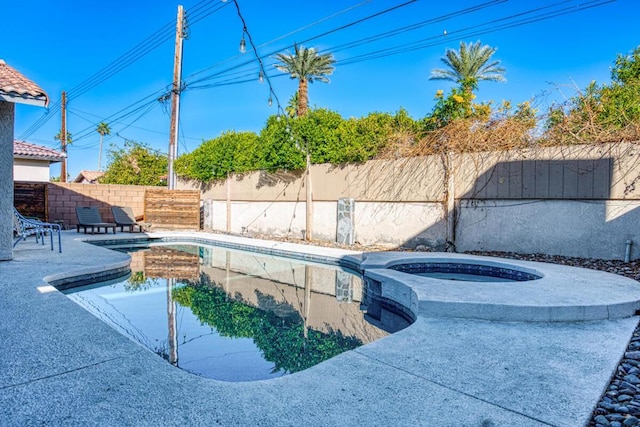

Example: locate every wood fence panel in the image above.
[495,161,510,198]
[521,161,536,198]
[484,165,500,199]
[593,158,612,199]
[577,160,595,199]
[144,189,200,230]
[563,160,579,198]
[473,166,488,199]
[534,161,549,198]
[548,162,564,199]
[14,182,47,220]
[508,161,523,199]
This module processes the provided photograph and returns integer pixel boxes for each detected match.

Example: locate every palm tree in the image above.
[54,130,72,145]
[54,130,72,182]
[285,92,299,118]
[430,41,505,92]
[96,122,111,171]
[273,44,335,117]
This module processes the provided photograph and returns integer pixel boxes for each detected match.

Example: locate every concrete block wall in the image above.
[47,183,160,229]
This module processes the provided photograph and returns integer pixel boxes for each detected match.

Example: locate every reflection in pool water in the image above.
[63,243,412,382]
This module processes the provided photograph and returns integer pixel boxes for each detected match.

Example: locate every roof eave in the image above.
[0,92,48,107]
[14,154,64,163]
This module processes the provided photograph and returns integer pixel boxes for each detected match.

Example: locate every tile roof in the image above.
[14,140,65,162]
[73,170,105,183]
[0,59,48,106]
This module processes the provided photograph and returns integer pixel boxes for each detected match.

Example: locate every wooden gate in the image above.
[14,182,48,220]
[144,189,200,230]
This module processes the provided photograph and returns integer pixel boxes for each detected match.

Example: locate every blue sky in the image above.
[3,0,638,179]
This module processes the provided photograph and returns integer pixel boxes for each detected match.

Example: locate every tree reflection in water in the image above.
[173,273,363,374]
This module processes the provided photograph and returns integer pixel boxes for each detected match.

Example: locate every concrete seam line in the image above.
[0,349,144,391]
[351,348,557,427]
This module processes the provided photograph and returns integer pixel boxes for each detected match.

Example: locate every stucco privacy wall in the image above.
[182,141,640,259]
[456,199,640,260]
[0,102,14,260]
[452,143,640,259]
[46,183,163,229]
[188,156,447,247]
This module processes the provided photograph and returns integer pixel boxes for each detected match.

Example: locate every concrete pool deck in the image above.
[2,231,640,426]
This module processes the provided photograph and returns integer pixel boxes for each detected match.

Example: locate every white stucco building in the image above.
[14,140,64,182]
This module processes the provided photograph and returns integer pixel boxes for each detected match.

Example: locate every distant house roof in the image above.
[14,140,65,163]
[73,170,104,184]
[0,59,48,107]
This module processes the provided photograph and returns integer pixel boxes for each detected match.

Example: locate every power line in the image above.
[184,0,615,91]
[337,0,615,66]
[18,0,231,141]
[184,0,417,88]
[183,0,373,83]
[68,106,202,141]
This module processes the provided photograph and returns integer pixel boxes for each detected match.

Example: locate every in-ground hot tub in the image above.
[389,261,542,282]
[358,252,640,322]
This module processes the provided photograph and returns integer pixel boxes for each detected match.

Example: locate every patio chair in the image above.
[111,206,150,233]
[13,207,62,253]
[75,206,116,234]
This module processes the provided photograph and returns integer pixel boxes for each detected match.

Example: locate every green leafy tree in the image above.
[293,108,343,163]
[612,46,640,85]
[423,87,491,130]
[174,108,423,181]
[258,115,306,171]
[543,45,640,144]
[333,112,395,163]
[96,122,111,171]
[430,41,505,93]
[101,140,167,185]
[175,131,263,182]
[274,44,336,117]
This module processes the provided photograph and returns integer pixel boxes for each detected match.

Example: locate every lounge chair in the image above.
[111,206,150,232]
[13,207,62,252]
[75,206,116,234]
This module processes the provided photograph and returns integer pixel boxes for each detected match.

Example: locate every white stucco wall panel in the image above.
[13,159,51,182]
[456,199,640,260]
[354,202,446,248]
[230,201,306,238]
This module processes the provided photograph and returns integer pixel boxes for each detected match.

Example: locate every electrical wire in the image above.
[183,0,373,83]
[18,0,231,141]
[338,0,615,66]
[69,106,202,141]
[184,0,417,88]
[18,0,616,150]
[186,0,615,90]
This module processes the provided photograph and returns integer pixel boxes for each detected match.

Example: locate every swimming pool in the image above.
[63,242,412,381]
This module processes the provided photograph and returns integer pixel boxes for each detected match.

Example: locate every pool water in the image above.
[63,243,411,381]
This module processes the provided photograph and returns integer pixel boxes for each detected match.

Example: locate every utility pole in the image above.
[60,90,67,183]
[168,5,185,190]
[305,152,313,241]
